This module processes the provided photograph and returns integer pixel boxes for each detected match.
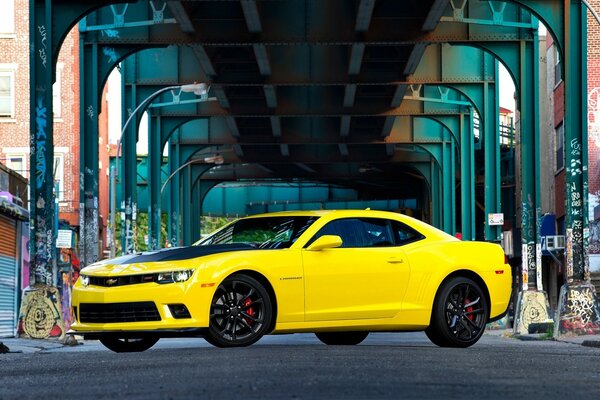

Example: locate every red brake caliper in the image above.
[243,298,255,325]
[465,298,474,321]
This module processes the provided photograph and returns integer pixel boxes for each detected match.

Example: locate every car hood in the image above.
[82,244,256,275]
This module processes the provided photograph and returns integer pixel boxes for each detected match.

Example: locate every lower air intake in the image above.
[79,302,161,323]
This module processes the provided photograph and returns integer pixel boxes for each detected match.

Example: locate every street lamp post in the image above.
[160,154,224,196]
[109,83,209,258]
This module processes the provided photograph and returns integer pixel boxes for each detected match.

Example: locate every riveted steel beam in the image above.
[264,85,277,108]
[241,0,262,33]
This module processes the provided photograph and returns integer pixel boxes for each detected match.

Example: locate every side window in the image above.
[392,221,424,245]
[362,218,394,247]
[305,218,394,248]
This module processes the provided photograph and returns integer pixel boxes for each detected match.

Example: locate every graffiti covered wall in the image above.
[17,286,65,340]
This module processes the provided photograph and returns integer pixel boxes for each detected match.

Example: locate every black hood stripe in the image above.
[114,244,257,265]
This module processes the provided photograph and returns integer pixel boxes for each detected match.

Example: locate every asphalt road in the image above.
[1,332,600,400]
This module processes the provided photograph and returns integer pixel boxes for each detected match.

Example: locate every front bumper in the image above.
[70,328,208,340]
[71,278,214,334]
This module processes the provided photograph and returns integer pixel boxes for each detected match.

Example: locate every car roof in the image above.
[241,209,456,241]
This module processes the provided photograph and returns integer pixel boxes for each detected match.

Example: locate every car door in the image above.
[301,218,411,322]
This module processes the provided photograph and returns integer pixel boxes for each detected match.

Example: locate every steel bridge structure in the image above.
[24,0,598,337]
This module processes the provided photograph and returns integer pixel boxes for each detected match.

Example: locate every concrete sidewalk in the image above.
[486,327,600,348]
[0,336,85,353]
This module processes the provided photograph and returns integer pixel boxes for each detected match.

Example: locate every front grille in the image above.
[89,274,156,287]
[79,302,161,323]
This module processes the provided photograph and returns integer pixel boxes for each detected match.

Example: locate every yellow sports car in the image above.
[71,210,511,352]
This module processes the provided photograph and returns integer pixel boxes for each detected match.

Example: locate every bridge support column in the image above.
[555,1,600,337]
[513,29,552,335]
[148,116,163,250]
[19,0,65,341]
[460,112,475,240]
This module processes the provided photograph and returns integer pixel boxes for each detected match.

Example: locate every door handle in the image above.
[387,257,404,264]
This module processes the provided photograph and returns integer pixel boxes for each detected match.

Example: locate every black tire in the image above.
[426,277,488,348]
[315,332,369,345]
[205,274,273,348]
[99,336,159,353]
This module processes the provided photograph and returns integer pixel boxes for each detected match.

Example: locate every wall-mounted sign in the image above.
[56,229,73,248]
[488,213,504,226]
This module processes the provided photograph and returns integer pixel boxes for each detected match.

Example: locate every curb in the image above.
[581,340,600,348]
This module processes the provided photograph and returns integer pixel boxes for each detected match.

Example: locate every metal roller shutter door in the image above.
[0,215,17,337]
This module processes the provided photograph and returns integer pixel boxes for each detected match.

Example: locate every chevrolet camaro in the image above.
[71,210,511,352]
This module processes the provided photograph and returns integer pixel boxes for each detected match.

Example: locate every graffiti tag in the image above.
[35,97,47,189]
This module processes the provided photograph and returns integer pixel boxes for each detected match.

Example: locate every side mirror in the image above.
[306,235,343,251]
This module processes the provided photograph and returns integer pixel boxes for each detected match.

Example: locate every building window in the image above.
[0,70,15,118]
[6,154,26,177]
[0,0,15,35]
[555,123,564,172]
[53,154,64,201]
[53,63,63,118]
[554,46,562,86]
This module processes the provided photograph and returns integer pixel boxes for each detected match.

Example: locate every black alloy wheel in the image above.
[205,274,272,348]
[99,336,159,353]
[315,331,369,345]
[425,277,488,348]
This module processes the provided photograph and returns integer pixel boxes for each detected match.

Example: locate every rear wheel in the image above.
[315,332,369,345]
[99,336,159,353]
[205,274,272,348]
[426,277,488,348]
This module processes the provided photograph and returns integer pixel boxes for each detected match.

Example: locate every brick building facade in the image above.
[0,0,80,226]
[0,0,110,256]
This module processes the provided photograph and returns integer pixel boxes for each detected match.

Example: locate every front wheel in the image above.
[205,274,273,348]
[426,277,488,348]
[315,332,369,345]
[99,336,159,353]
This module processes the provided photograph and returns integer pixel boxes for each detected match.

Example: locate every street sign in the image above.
[488,213,504,226]
[56,229,73,248]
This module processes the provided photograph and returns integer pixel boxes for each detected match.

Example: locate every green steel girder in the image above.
[116,41,488,247]
[167,130,181,248]
[453,18,541,286]
[143,83,471,247]
[29,0,125,285]
[416,25,538,279]
[202,184,372,217]
[79,39,156,265]
[28,1,587,314]
[106,10,516,250]
[167,116,456,227]
[92,2,524,250]
[120,47,214,253]
[413,117,457,234]
[561,1,588,282]
[439,76,502,241]
[83,1,536,48]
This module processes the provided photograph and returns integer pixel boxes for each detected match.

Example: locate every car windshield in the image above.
[197,216,318,249]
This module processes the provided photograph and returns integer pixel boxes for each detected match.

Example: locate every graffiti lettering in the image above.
[102,47,119,65]
[125,198,135,254]
[102,29,120,38]
[38,48,47,68]
[35,97,47,189]
[571,138,582,156]
[37,25,47,68]
[568,288,595,323]
[86,105,94,119]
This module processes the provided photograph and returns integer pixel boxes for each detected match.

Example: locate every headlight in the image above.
[80,275,90,286]
[157,270,194,284]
